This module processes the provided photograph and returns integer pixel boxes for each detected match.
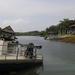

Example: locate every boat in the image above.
[0,26,43,72]
[0,42,43,72]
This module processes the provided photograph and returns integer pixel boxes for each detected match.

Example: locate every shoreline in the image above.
[49,35,75,44]
[59,36,75,43]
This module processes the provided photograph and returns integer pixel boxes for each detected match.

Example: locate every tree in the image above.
[58,19,75,35]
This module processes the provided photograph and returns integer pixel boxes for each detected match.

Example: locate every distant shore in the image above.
[15,31,44,36]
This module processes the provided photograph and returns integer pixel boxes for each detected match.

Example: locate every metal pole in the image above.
[35,48,37,59]
[5,50,7,60]
[5,54,6,60]
[16,46,19,60]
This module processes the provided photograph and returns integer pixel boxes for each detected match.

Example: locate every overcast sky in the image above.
[0,0,75,32]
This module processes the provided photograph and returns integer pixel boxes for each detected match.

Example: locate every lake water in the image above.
[5,36,75,75]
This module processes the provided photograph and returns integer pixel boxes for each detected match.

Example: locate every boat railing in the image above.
[0,44,42,60]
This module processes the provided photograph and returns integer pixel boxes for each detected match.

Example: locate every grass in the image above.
[60,35,75,43]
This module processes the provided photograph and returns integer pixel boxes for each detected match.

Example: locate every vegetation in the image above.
[15,18,75,37]
[45,19,75,35]
[44,18,75,43]
[15,18,75,43]
[59,35,75,43]
[15,31,44,36]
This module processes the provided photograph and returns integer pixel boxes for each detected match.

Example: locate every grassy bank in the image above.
[59,35,75,43]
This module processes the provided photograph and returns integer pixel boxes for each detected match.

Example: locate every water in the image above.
[3,36,75,75]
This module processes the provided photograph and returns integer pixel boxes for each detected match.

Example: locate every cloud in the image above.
[1,17,48,32]
[0,0,74,17]
[1,18,31,31]
[0,0,75,31]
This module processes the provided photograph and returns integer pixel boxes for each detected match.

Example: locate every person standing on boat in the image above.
[26,43,34,58]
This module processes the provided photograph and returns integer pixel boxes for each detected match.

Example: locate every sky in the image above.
[0,0,75,32]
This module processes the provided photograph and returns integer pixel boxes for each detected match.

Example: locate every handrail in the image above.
[0,44,42,60]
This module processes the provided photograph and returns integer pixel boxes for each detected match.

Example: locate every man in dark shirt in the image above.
[27,43,34,58]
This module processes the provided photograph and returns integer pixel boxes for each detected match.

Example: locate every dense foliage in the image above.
[45,19,75,35]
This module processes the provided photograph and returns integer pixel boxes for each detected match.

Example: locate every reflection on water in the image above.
[1,66,43,75]
[16,66,43,75]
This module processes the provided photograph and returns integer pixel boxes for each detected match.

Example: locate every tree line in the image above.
[15,19,75,36]
[44,19,75,36]
[15,31,41,36]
